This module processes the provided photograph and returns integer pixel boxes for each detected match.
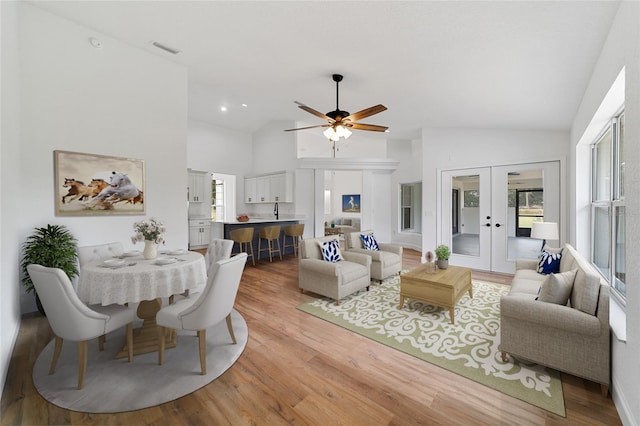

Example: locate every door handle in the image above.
[485,223,491,227]
[495,223,502,227]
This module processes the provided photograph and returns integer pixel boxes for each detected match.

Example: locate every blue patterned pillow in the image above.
[360,233,380,251]
[320,239,343,262]
[537,249,562,275]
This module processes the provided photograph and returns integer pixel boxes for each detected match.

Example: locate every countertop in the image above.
[215,217,302,225]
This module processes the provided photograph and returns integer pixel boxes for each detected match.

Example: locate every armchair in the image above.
[345,230,402,282]
[299,236,371,304]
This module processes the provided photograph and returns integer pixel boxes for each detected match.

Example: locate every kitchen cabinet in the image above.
[244,171,293,203]
[188,170,208,203]
[189,219,211,248]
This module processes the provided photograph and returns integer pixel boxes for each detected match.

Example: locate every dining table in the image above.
[77,249,207,358]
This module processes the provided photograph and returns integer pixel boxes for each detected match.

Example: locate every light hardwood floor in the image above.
[1,249,621,425]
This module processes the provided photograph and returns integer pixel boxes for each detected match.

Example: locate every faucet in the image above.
[274,202,279,220]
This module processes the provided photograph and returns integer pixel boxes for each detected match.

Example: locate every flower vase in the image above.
[143,240,158,260]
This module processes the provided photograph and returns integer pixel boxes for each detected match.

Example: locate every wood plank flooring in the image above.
[1,249,621,425]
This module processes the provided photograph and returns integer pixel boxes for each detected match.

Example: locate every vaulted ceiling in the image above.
[32,1,620,139]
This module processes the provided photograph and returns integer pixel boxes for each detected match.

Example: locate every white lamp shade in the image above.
[531,222,559,241]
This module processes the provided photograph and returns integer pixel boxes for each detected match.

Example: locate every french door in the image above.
[440,161,560,274]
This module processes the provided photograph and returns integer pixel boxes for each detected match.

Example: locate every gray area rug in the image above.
[32,309,248,413]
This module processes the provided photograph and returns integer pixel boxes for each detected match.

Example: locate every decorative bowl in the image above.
[237,216,250,222]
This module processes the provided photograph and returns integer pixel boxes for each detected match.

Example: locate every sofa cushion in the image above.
[360,233,380,251]
[337,260,368,284]
[537,249,562,274]
[562,244,601,315]
[536,269,577,305]
[319,239,343,263]
[510,269,546,295]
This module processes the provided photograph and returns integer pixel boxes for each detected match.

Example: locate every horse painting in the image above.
[61,178,93,204]
[85,171,141,209]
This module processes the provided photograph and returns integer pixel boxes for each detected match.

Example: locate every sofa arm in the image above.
[515,258,538,271]
[500,296,603,336]
[378,243,403,256]
[342,251,372,268]
[299,258,340,277]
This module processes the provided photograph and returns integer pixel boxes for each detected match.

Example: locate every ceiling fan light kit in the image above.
[284,74,388,142]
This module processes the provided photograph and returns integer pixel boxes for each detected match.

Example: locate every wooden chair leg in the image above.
[225,314,237,344]
[157,325,165,366]
[98,334,105,351]
[276,238,282,260]
[126,323,133,362]
[78,340,88,389]
[600,384,609,398]
[501,351,509,363]
[197,329,206,375]
[49,336,63,375]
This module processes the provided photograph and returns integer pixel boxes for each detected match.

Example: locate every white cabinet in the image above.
[244,171,293,203]
[245,177,256,203]
[189,219,211,248]
[188,170,207,203]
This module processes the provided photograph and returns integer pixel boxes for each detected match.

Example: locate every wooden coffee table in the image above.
[399,264,473,324]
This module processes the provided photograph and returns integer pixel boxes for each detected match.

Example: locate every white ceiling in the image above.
[31,1,620,140]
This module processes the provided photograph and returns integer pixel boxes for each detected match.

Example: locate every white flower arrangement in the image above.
[131,218,166,245]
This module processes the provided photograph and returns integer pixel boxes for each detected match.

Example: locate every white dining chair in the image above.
[77,242,125,266]
[27,264,135,389]
[204,239,234,275]
[156,253,247,375]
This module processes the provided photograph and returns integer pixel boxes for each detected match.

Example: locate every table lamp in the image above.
[531,221,559,250]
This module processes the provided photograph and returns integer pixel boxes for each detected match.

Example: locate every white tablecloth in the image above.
[77,251,207,305]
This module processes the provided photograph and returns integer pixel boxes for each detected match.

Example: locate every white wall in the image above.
[0,0,23,395]
[569,2,640,424]
[421,128,569,258]
[389,139,423,250]
[16,4,188,312]
[187,118,253,216]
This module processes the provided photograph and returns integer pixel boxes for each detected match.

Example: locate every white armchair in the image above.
[156,253,248,375]
[299,235,371,305]
[27,264,135,389]
[345,230,403,282]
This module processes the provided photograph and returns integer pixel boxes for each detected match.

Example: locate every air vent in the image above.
[151,41,181,55]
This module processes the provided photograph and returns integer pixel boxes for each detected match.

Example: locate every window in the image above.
[591,111,625,299]
[400,182,422,233]
[211,179,225,221]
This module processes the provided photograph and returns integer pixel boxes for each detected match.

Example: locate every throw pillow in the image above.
[360,233,380,251]
[536,269,577,305]
[319,239,343,263]
[537,249,562,274]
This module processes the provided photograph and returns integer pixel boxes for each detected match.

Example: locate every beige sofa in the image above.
[299,235,371,304]
[500,243,610,396]
[345,230,403,282]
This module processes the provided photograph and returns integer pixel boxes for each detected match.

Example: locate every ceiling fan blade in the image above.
[343,104,387,122]
[283,124,331,132]
[294,101,331,121]
[348,122,389,132]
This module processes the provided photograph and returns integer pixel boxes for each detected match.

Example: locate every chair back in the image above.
[229,227,254,243]
[346,230,373,249]
[259,225,281,240]
[205,239,234,273]
[284,223,304,237]
[300,235,340,260]
[26,264,109,341]
[77,242,124,266]
[178,253,248,330]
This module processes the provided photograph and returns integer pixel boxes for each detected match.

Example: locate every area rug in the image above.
[32,309,248,413]
[297,278,566,416]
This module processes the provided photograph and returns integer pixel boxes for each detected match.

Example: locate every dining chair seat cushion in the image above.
[91,303,139,334]
[156,297,196,330]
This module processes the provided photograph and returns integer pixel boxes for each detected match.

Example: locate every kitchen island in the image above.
[211,218,303,260]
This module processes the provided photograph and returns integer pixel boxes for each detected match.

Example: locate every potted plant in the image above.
[21,224,79,315]
[435,244,451,269]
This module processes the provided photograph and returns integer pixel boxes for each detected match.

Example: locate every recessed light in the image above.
[89,37,103,49]
[220,106,228,112]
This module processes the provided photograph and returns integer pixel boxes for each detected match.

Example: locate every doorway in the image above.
[440,161,560,274]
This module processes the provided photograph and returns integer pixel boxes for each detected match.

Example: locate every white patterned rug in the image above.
[297,277,565,416]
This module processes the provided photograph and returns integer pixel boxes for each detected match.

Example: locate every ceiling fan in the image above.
[284,74,388,141]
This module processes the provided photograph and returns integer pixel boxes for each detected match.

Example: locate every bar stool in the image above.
[229,227,255,266]
[258,225,282,262]
[282,223,304,257]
